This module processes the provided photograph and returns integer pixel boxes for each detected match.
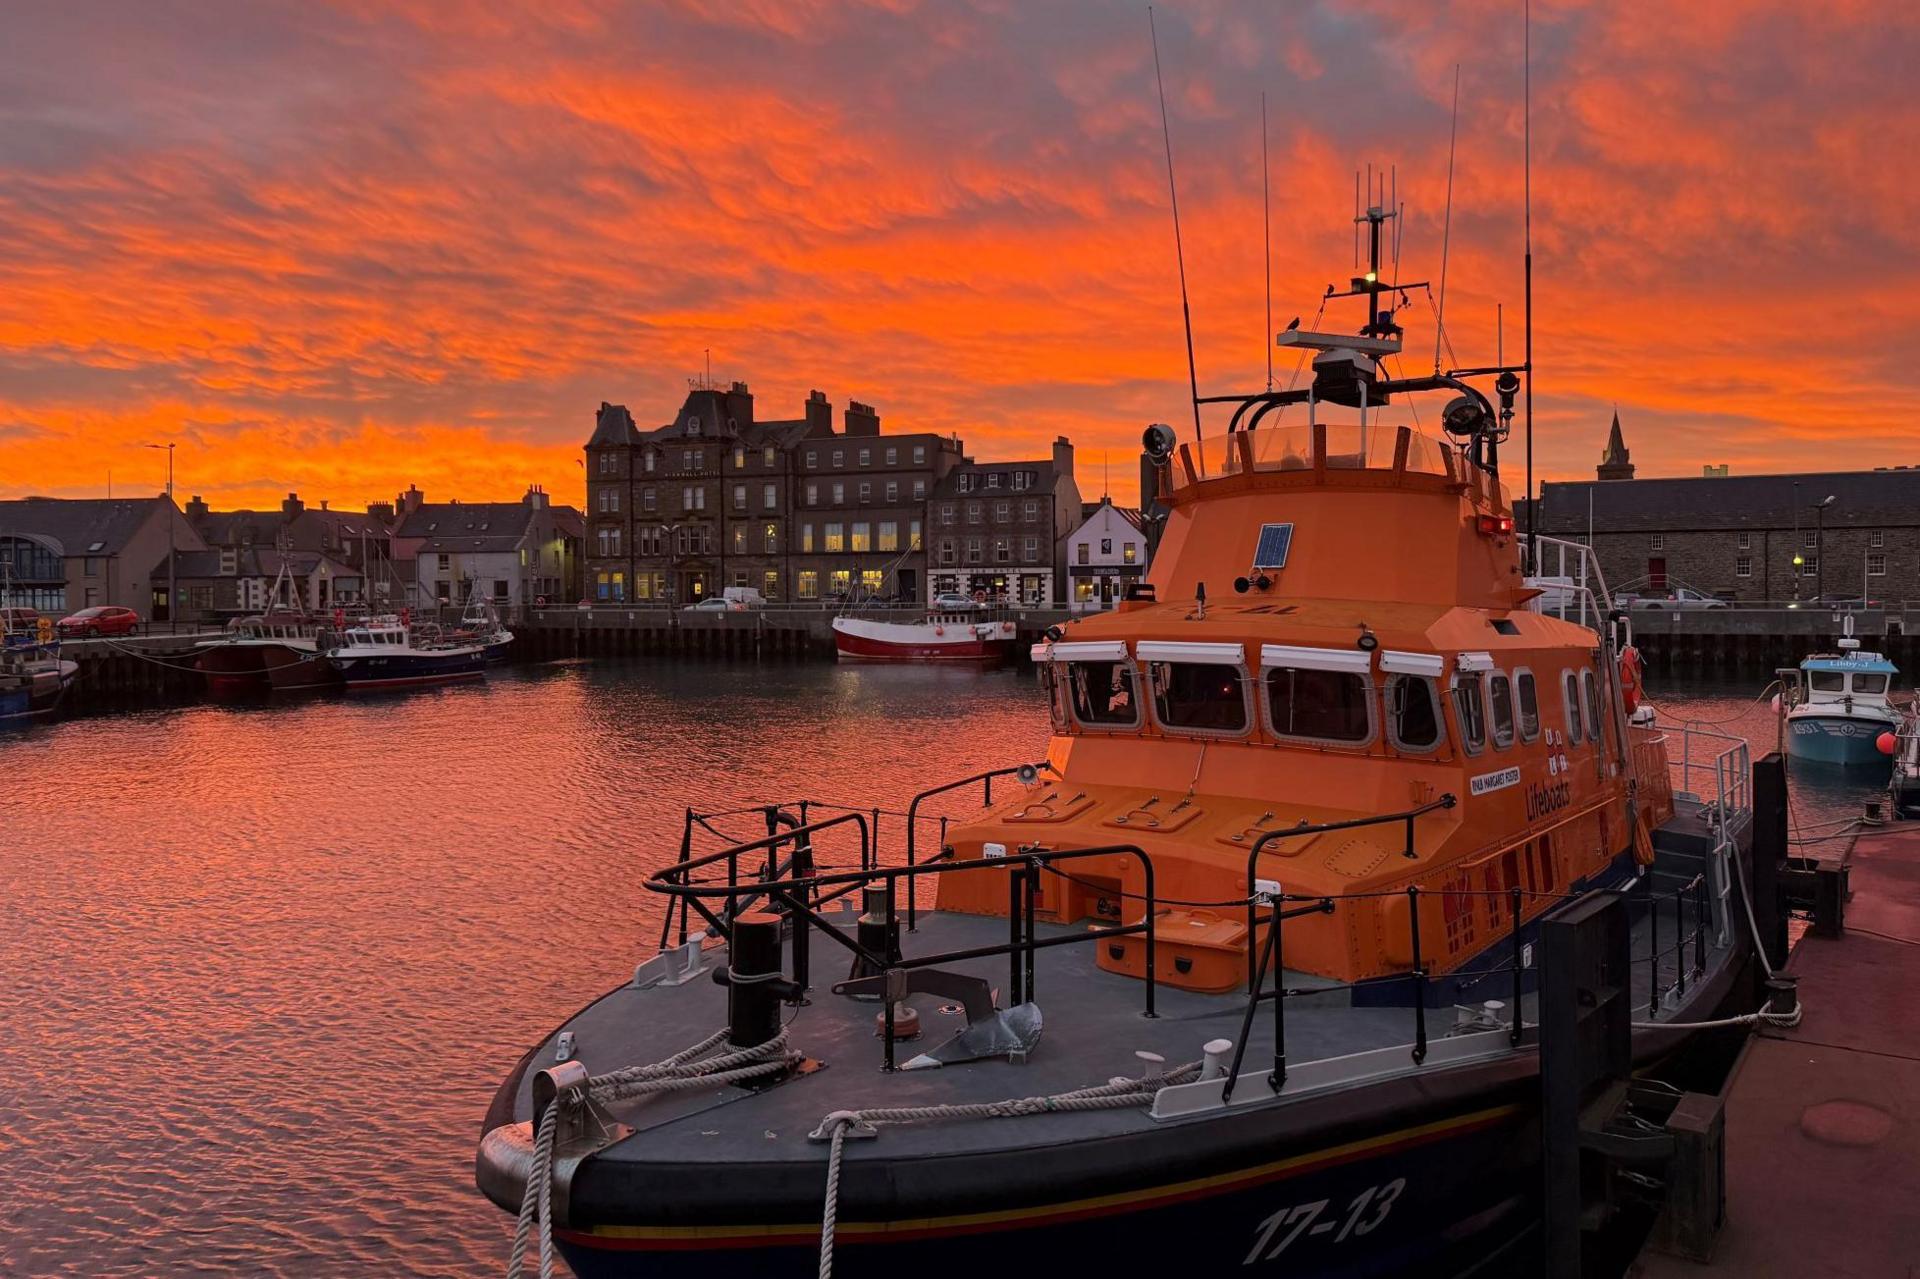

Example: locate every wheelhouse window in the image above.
[1854,673,1889,695]
[1387,675,1442,752]
[1515,670,1541,742]
[1453,674,1487,754]
[1066,662,1139,728]
[1149,662,1248,734]
[1564,672,1584,743]
[1488,673,1516,749]
[1808,670,1845,693]
[1264,666,1371,743]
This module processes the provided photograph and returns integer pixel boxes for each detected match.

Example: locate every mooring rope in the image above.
[505,1028,800,1279]
[812,1061,1202,1279]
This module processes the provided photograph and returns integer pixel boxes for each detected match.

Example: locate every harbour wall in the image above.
[514,605,1073,661]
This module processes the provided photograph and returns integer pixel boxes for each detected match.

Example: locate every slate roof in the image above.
[0,496,172,556]
[589,402,643,448]
[1538,468,1920,535]
[395,503,536,553]
[930,459,1061,501]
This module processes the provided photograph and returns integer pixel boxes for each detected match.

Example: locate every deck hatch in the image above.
[1136,640,1245,665]
[1252,522,1294,569]
[1260,643,1372,674]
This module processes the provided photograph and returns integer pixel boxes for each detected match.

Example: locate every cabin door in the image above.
[1648,557,1668,592]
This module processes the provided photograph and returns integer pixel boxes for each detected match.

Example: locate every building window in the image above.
[732,446,745,469]
[802,523,815,553]
[987,473,1001,490]
[1022,500,1038,520]
[596,571,610,601]
[885,481,898,502]
[967,503,982,524]
[1737,531,1752,549]
[858,448,871,467]
[878,522,899,552]
[1124,542,1137,564]
[966,538,983,563]
[914,446,926,465]
[851,523,872,552]
[805,450,817,468]
[995,502,1011,521]
[909,520,922,550]
[1868,553,1887,576]
[1802,556,1818,577]
[764,446,776,467]
[642,487,657,512]
[763,483,777,510]
[732,484,747,510]
[832,449,845,467]
[1077,544,1089,565]
[832,482,845,504]
[611,572,625,601]
[1871,530,1885,548]
[643,450,655,473]
[732,525,746,553]
[958,473,974,493]
[1100,537,1112,554]
[825,523,845,552]
[764,523,778,553]
[994,538,1011,563]
[913,479,926,500]
[858,482,872,502]
[829,569,851,595]
[1023,536,1038,561]
[885,447,897,466]
[1735,556,1752,577]
[941,505,956,526]
[806,483,818,506]
[860,568,884,594]
[939,539,956,564]
[798,570,819,599]
[1649,533,1664,551]
[1803,530,1818,549]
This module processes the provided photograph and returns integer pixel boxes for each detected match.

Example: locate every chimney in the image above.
[185,495,210,522]
[805,389,834,437]
[365,500,395,525]
[1052,435,1075,477]
[282,491,305,518]
[524,483,549,509]
[319,499,329,511]
[844,400,880,437]
[725,381,754,431]
[398,485,424,516]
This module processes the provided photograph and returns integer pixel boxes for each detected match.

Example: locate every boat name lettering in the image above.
[1469,766,1522,796]
[981,842,1007,860]
[1526,779,1572,820]
[1243,1177,1406,1265]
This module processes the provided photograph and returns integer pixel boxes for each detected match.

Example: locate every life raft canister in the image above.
[1618,645,1644,715]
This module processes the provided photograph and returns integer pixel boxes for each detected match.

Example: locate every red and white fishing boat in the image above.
[830,612,1017,663]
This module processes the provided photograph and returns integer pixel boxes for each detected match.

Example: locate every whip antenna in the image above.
[1523,0,1535,536]
[1434,63,1460,374]
[1262,91,1273,391]
[1149,7,1205,444]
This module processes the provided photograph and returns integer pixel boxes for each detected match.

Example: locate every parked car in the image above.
[1633,587,1729,611]
[1803,593,1884,610]
[682,597,733,613]
[57,605,140,637]
[930,592,981,611]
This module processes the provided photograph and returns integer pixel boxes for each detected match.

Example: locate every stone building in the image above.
[1537,416,1920,603]
[584,385,965,604]
[392,485,582,614]
[186,491,398,607]
[0,495,204,621]
[927,438,1083,605]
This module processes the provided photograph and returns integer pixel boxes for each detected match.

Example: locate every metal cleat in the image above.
[633,932,710,989]
[530,1061,634,1228]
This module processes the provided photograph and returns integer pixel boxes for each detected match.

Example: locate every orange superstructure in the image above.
[937,419,1668,994]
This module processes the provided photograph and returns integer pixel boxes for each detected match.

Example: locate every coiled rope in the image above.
[505,1028,800,1279]
[813,1060,1202,1279]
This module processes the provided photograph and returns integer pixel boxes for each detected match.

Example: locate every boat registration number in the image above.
[1242,1177,1406,1265]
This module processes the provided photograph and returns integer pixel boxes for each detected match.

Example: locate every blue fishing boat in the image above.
[1786,643,1900,766]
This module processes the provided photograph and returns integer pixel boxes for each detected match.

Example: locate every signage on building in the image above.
[1068,564,1141,578]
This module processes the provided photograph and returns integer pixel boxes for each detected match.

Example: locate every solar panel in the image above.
[1253,523,1294,569]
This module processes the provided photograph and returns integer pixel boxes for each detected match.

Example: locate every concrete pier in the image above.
[513,605,1073,662]
[1633,823,1920,1276]
[55,632,222,709]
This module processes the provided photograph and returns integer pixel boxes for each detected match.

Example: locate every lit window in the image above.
[798,570,819,599]
[878,522,899,552]
[825,523,845,552]
[851,523,871,552]
[1123,543,1137,564]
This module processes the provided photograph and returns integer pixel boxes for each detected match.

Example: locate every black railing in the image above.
[1648,872,1709,1016]
[646,826,1159,1071]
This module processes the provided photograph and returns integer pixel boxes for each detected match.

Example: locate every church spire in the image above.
[1597,407,1634,481]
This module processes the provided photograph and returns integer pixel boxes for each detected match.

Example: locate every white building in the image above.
[393,485,583,617]
[1064,497,1148,613]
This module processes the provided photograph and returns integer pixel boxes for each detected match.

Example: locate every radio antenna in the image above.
[1262,90,1273,391]
[1523,0,1535,536]
[1434,63,1460,374]
[1149,7,1204,444]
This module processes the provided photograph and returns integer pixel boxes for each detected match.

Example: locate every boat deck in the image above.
[1633,823,1920,1278]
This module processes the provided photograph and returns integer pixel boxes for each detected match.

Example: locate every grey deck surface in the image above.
[512,881,1735,1170]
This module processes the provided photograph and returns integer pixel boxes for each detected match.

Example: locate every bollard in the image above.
[722,911,786,1048]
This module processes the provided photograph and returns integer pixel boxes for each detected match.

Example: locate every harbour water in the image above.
[0,662,1884,1276]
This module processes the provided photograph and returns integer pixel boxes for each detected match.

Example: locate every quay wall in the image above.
[1624,607,1920,676]
[55,633,218,710]
[514,606,1072,662]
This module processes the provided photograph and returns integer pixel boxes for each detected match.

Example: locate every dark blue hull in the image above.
[554,1101,1538,1279]
[331,648,486,690]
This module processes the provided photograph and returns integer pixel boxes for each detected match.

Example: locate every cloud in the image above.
[0,0,1915,508]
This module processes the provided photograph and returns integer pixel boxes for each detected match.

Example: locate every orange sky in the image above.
[2,0,1916,512]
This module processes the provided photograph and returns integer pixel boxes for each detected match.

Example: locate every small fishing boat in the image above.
[830,612,1017,663]
[1785,641,1901,766]
[0,631,77,723]
[325,614,486,690]
[1888,705,1920,818]
[451,595,516,664]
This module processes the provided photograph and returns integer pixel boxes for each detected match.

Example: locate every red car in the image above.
[57,605,140,638]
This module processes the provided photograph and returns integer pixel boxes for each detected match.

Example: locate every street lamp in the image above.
[1812,494,1837,600]
[655,522,683,605]
[144,441,176,632]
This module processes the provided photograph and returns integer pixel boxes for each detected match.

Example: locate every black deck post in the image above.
[1649,875,1662,1016]
[1510,885,1525,1046]
[1752,752,1790,971]
[1007,863,1024,1005]
[1408,886,1427,1065]
[1269,901,1287,1089]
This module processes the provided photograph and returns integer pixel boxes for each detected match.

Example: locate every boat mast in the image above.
[1148,7,1204,446]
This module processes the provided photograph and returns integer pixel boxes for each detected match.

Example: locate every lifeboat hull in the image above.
[831,617,1016,664]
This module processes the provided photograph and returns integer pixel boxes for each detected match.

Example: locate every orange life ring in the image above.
[934,625,945,637]
[1618,645,1644,715]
